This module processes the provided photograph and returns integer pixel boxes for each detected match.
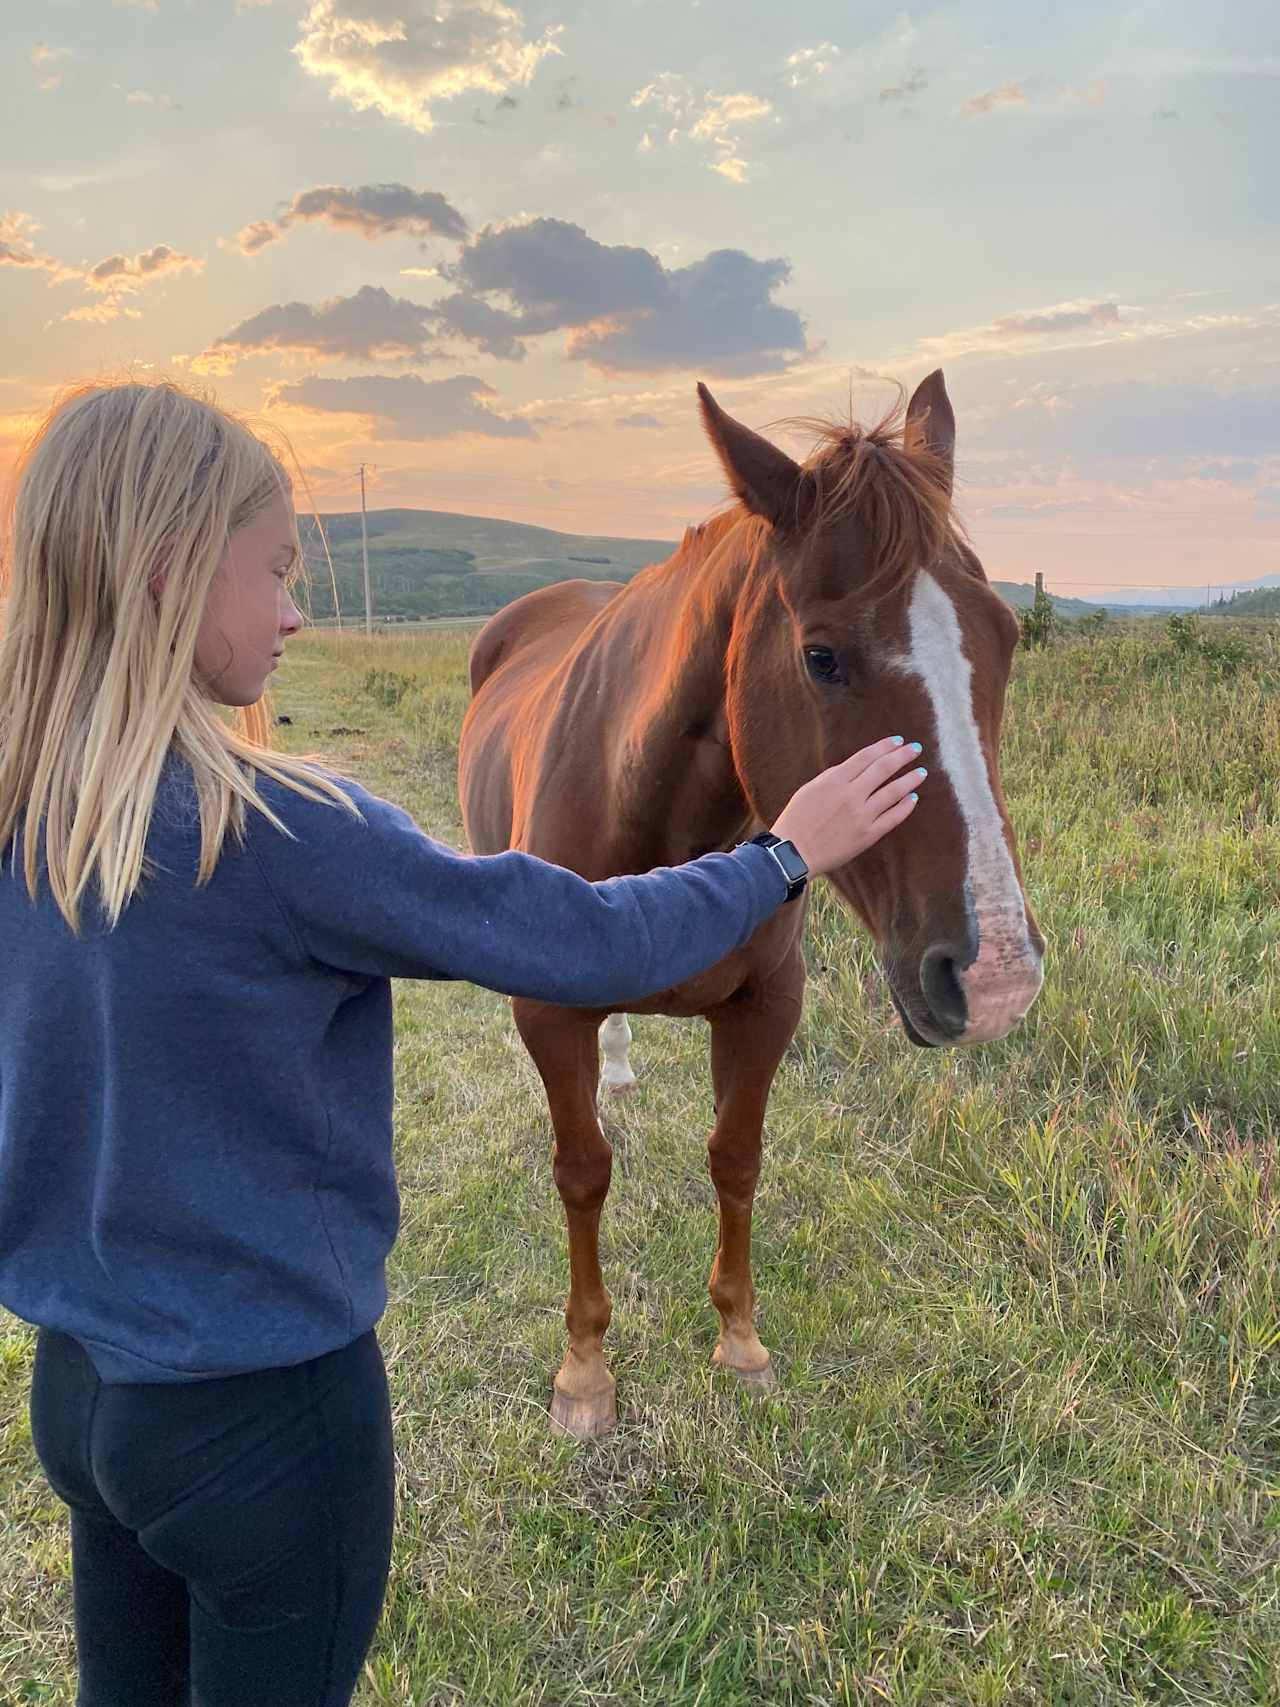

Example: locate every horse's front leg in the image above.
[705,953,805,1388]
[512,998,617,1440]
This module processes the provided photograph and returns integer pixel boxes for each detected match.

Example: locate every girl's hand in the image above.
[770,737,926,876]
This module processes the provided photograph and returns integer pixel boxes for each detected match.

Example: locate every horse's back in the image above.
[460,579,626,855]
[467,579,624,696]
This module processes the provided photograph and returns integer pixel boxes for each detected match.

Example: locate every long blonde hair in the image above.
[0,376,358,932]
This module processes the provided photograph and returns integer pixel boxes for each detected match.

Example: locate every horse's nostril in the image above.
[919,945,968,1036]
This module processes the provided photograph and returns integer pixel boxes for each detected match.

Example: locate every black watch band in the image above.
[743,831,809,903]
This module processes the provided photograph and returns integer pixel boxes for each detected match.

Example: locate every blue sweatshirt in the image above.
[0,755,787,1382]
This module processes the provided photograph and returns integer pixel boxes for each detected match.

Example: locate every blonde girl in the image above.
[0,378,925,1706]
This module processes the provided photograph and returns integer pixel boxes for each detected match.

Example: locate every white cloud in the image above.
[632,76,773,183]
[994,301,1121,336]
[711,154,748,185]
[85,245,203,294]
[961,81,1028,118]
[198,221,808,381]
[0,212,104,296]
[0,213,47,270]
[65,300,146,325]
[440,218,809,376]
[690,92,772,141]
[31,42,75,94]
[912,299,1280,363]
[38,243,206,324]
[123,88,182,109]
[264,372,536,440]
[1061,80,1107,108]
[196,283,441,372]
[784,43,839,88]
[236,183,469,254]
[294,0,562,134]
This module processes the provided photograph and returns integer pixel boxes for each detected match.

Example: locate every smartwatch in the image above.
[743,831,809,903]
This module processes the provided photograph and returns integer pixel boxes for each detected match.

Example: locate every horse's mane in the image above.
[669,510,742,571]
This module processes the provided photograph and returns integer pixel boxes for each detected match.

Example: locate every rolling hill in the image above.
[298,507,675,623]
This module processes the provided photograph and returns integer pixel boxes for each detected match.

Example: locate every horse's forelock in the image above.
[777,395,963,595]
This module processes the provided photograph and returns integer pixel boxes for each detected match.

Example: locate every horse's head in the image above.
[698,371,1044,1047]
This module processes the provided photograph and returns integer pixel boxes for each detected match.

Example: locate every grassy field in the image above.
[2,616,1279,1705]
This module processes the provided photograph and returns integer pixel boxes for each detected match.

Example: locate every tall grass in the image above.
[2,619,1278,1704]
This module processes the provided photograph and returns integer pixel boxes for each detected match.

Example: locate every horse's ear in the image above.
[904,369,955,496]
[697,382,809,532]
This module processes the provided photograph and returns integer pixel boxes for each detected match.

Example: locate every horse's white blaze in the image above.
[897,572,1043,1042]
[599,1013,637,1095]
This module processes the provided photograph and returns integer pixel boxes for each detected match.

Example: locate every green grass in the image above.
[3,620,1280,1704]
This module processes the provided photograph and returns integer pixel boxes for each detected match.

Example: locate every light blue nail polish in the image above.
[909,792,918,803]
[917,767,927,777]
[892,735,904,745]
[910,742,923,753]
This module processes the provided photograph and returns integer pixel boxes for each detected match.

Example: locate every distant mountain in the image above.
[1072,571,1280,611]
[296,506,1169,625]
[989,582,1165,619]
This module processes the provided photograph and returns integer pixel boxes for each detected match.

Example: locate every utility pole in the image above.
[1034,571,1044,599]
[359,463,373,636]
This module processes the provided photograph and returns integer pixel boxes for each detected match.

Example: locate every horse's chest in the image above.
[626,954,753,1017]
[623,908,804,1017]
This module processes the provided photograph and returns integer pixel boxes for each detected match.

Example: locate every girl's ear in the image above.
[148,546,173,598]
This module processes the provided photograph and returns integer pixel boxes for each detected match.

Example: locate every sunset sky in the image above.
[3,0,1277,597]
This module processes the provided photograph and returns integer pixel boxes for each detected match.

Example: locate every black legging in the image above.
[29,1327,395,1707]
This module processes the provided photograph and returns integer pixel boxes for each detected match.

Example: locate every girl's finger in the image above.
[857,749,926,802]
[867,764,927,811]
[835,735,912,780]
[871,790,920,830]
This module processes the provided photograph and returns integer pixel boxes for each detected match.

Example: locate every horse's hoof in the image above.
[549,1386,617,1440]
[600,1074,637,1099]
[713,1347,776,1391]
[731,1361,776,1391]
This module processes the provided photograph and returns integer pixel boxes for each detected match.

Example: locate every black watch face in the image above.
[774,841,808,884]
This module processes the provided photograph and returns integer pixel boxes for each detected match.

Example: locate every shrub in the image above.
[362,668,416,707]
[1155,615,1248,679]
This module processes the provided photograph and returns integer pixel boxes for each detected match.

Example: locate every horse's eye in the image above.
[803,646,844,683]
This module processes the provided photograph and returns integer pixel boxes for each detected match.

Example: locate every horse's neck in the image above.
[606,531,757,864]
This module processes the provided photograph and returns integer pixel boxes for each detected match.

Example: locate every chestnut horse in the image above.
[458,371,1044,1438]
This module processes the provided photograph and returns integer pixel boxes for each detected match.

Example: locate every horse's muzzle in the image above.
[891,929,1044,1048]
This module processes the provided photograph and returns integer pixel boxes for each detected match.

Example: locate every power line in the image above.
[1007,580,1227,591]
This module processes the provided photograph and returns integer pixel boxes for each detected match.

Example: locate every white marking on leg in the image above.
[896,572,1043,1040]
[599,1013,637,1097]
